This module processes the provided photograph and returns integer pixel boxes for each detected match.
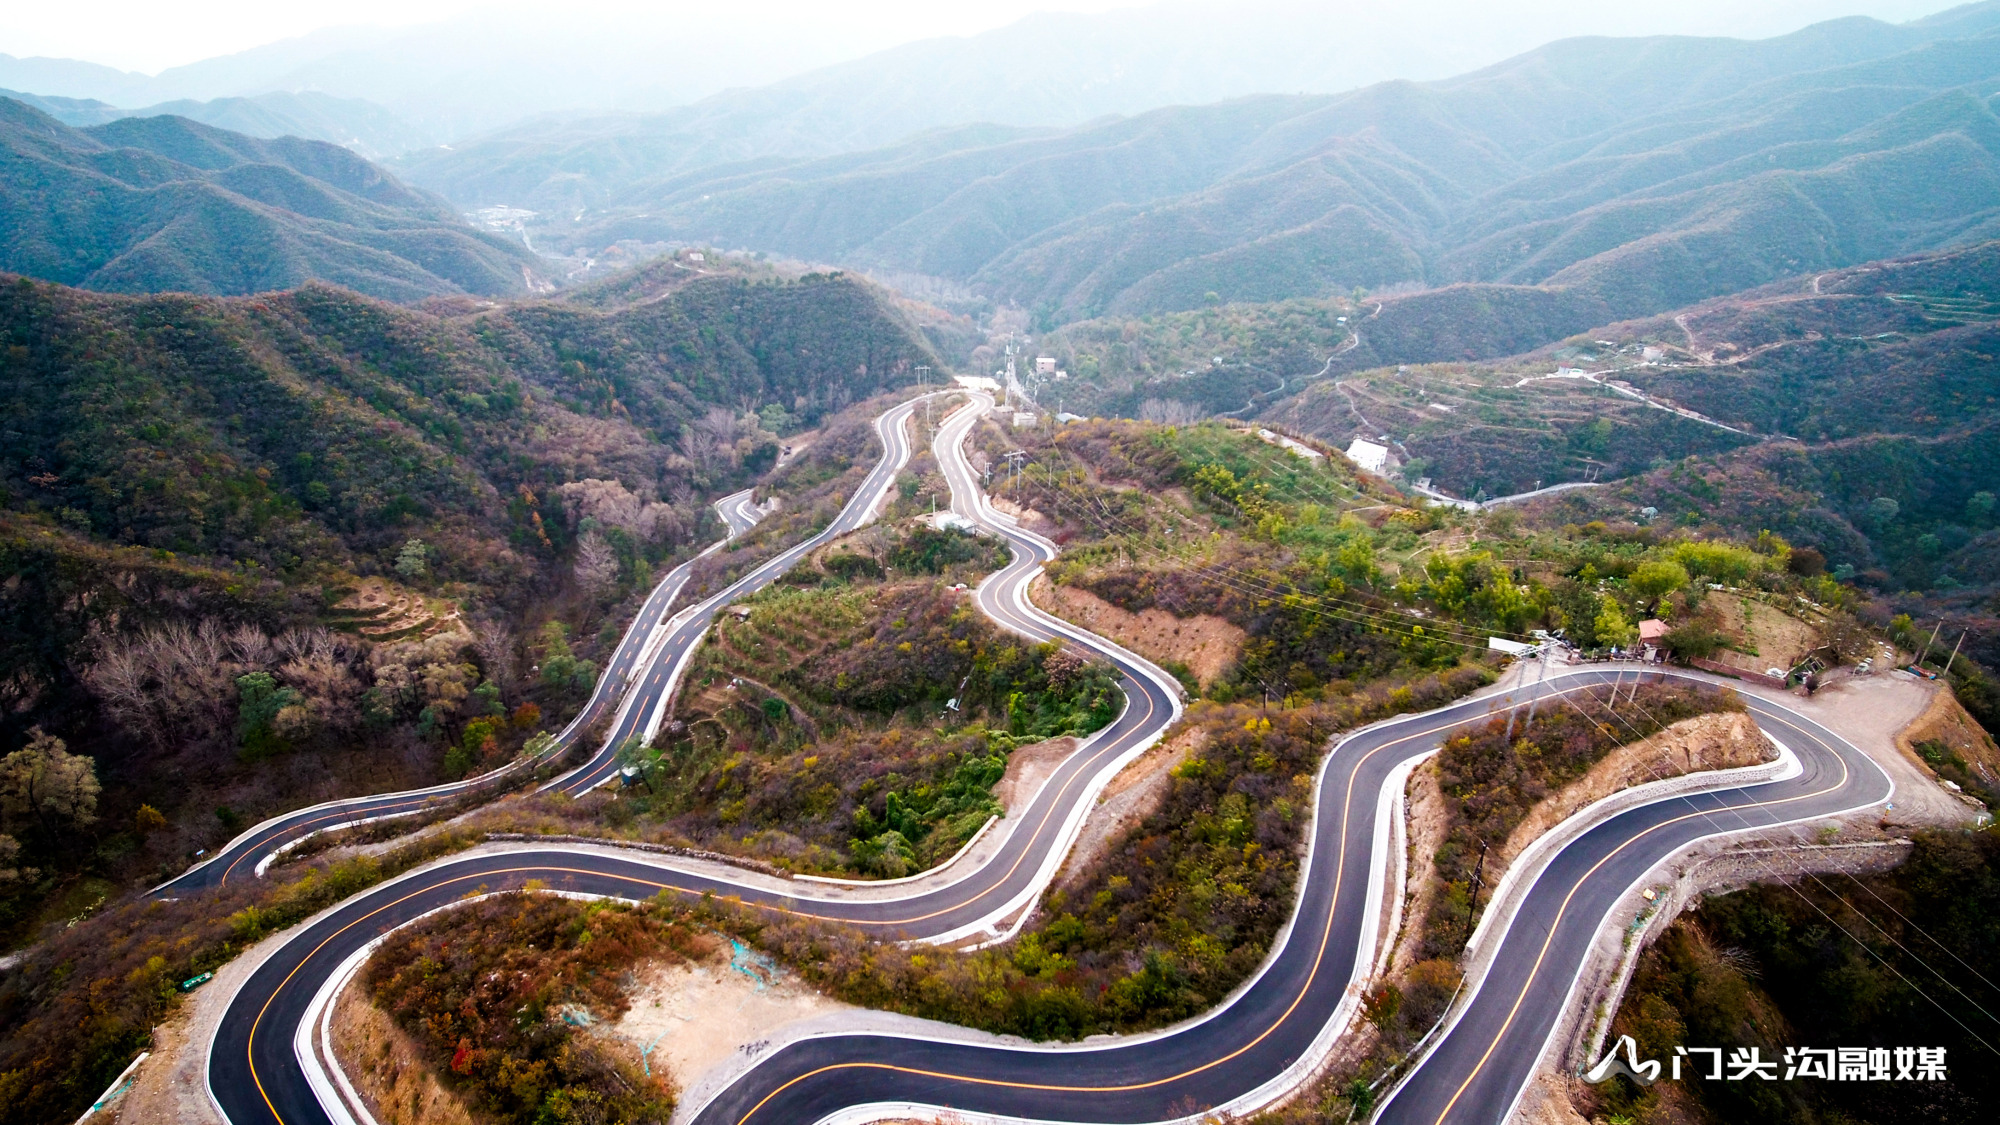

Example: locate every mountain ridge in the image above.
[0,98,540,301]
[405,6,2000,333]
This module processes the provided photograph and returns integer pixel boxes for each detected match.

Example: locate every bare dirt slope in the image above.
[1496,710,1771,876]
[1031,576,1244,687]
[1051,726,1202,897]
[1898,684,2000,782]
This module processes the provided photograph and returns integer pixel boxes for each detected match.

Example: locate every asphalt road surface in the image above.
[535,394,946,795]
[202,394,1890,1125]
[161,392,921,895]
[152,486,765,895]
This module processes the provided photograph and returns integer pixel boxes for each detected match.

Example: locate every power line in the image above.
[1537,671,2000,1051]
[1005,441,1522,647]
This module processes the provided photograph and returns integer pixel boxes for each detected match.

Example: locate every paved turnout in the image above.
[201,393,1890,1125]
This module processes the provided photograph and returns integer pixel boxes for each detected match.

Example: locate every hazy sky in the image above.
[4,1,1147,73]
[2,0,1971,74]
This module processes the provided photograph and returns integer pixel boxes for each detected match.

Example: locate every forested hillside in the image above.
[0,268,935,943]
[422,5,2000,332]
[1249,243,2000,664]
[0,98,537,300]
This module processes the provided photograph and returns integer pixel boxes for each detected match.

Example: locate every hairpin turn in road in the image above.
[201,393,1888,1125]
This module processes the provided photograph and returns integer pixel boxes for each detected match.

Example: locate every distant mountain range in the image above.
[7,3,1956,166]
[0,87,435,159]
[0,98,541,300]
[436,3,2000,328]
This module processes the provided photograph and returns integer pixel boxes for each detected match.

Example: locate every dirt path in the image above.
[1734,670,1974,828]
[993,735,1078,813]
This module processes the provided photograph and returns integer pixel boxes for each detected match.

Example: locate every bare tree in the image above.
[85,619,238,747]
[574,531,619,600]
[472,619,517,689]
[678,427,725,475]
[226,624,276,669]
[697,407,744,447]
[1138,398,1206,426]
[86,643,163,747]
[557,478,684,543]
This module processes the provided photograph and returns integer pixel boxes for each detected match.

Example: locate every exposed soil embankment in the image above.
[331,976,477,1125]
[1030,575,1244,688]
[1051,727,1203,896]
[1897,683,2000,781]
[1391,758,1451,974]
[1493,710,1771,883]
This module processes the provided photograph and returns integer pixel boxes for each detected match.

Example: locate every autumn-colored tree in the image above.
[0,728,100,843]
[133,804,168,836]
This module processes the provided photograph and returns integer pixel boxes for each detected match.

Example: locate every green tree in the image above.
[1553,579,1602,647]
[236,672,304,758]
[851,829,916,877]
[1595,596,1637,650]
[1628,560,1689,613]
[537,622,597,695]
[395,538,430,580]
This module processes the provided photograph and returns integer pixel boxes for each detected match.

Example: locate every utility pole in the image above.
[1463,840,1489,944]
[917,365,932,429]
[1523,648,1547,725]
[1946,629,1967,676]
[1924,617,1945,663]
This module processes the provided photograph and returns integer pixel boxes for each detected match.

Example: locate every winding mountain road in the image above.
[200,393,1892,1125]
[163,392,928,894]
[155,486,763,894]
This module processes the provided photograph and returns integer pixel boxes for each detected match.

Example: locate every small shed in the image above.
[1638,619,1668,646]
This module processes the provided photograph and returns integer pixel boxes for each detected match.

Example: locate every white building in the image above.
[1035,356,1057,374]
[1343,438,1390,474]
[1013,412,1038,428]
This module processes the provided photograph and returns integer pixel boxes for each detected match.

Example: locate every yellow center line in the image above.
[1426,704,1855,1124]
[729,684,1628,1123]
